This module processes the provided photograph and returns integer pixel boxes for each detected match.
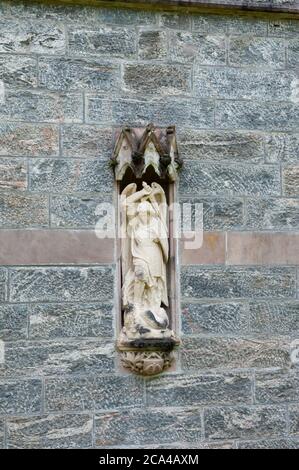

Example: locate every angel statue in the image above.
[119,181,175,342]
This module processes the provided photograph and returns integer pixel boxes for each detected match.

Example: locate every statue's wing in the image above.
[120,183,137,287]
[151,182,168,230]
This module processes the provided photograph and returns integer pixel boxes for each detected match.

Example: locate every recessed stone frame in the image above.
[112,124,182,376]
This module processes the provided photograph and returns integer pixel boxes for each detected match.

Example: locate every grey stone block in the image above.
[246,198,299,230]
[146,372,252,407]
[0,55,37,88]
[216,101,299,131]
[86,96,214,128]
[0,123,59,157]
[181,336,290,370]
[98,7,157,26]
[179,196,244,230]
[2,339,114,378]
[238,439,299,449]
[229,37,285,67]
[69,27,137,59]
[45,376,144,412]
[94,408,202,447]
[179,161,280,196]
[29,159,113,193]
[181,302,248,335]
[269,19,299,37]
[169,32,226,65]
[0,193,49,228]
[265,133,299,163]
[194,68,296,101]
[0,20,65,55]
[0,90,83,123]
[0,269,7,302]
[10,266,114,303]
[204,406,287,440]
[283,166,299,196]
[29,303,113,339]
[181,266,296,299]
[61,125,113,158]
[0,379,42,416]
[0,305,28,341]
[193,14,267,34]
[0,420,4,448]
[138,31,168,60]
[160,13,191,30]
[249,301,299,335]
[178,129,265,163]
[289,405,299,436]
[39,58,120,92]
[7,414,93,449]
[123,64,191,96]
[288,39,299,67]
[0,158,27,191]
[50,194,112,228]
[255,370,299,404]
[192,14,228,33]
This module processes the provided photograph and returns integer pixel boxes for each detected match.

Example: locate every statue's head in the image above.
[137,201,155,224]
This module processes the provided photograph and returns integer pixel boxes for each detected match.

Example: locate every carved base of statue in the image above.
[120,350,175,376]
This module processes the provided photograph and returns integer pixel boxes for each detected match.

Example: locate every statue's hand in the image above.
[142,182,152,195]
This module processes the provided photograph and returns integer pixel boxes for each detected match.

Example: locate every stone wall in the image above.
[0,0,298,449]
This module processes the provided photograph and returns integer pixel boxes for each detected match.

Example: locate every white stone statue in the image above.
[119,181,175,342]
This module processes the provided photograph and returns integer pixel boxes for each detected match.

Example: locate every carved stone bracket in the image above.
[111,123,182,182]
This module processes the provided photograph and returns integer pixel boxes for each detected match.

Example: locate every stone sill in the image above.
[27,0,299,17]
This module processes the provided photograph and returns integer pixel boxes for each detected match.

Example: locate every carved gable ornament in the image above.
[111,123,182,182]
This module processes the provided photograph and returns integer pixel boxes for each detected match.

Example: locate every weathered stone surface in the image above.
[289,405,299,436]
[0,55,37,88]
[217,101,299,131]
[265,133,299,163]
[227,232,299,265]
[98,7,157,26]
[29,159,113,193]
[0,269,7,303]
[283,166,299,196]
[61,125,113,158]
[0,193,49,228]
[269,19,299,37]
[2,339,114,378]
[249,301,299,335]
[0,379,42,416]
[181,266,296,299]
[180,161,280,196]
[192,13,227,33]
[7,414,93,449]
[95,408,202,447]
[0,20,65,55]
[255,370,299,404]
[123,64,191,96]
[204,406,287,440]
[29,303,113,339]
[246,198,299,230]
[0,420,4,449]
[10,266,114,303]
[180,196,244,230]
[181,232,225,265]
[193,14,267,34]
[39,58,120,92]
[229,37,285,67]
[69,27,137,58]
[146,373,252,407]
[86,96,214,128]
[181,302,248,335]
[138,31,168,60]
[0,90,83,123]
[0,158,27,191]
[0,123,59,157]
[51,195,112,228]
[178,129,265,163]
[194,68,296,101]
[160,13,191,30]
[45,376,144,412]
[0,305,28,341]
[288,39,299,68]
[169,32,226,65]
[238,439,299,449]
[181,336,290,370]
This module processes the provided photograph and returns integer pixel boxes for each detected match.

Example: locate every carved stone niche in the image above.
[112,123,182,376]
